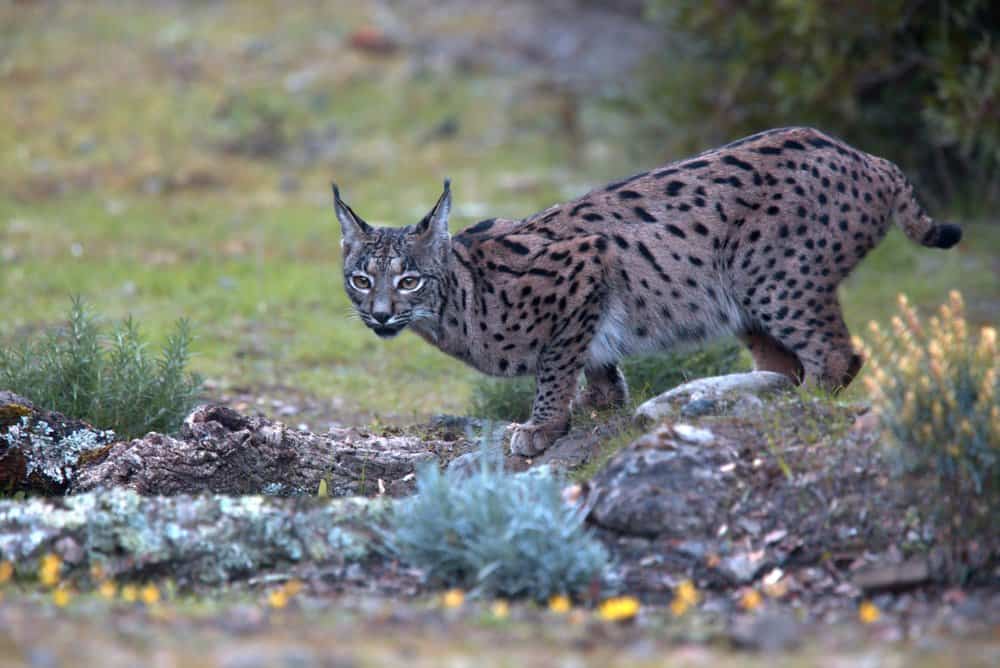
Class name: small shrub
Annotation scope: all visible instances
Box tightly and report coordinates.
[385,441,609,599]
[0,297,202,439]
[468,340,747,422]
[857,291,998,538]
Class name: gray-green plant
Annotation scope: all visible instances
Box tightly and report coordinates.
[0,297,202,439]
[385,440,609,599]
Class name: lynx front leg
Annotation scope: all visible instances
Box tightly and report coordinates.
[509,346,583,457]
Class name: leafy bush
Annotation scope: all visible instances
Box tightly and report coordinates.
[857,291,998,533]
[640,0,1000,215]
[385,442,609,599]
[469,340,747,421]
[0,298,202,439]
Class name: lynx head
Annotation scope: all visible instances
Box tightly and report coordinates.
[333,180,451,339]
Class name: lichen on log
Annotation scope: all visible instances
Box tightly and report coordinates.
[0,488,383,585]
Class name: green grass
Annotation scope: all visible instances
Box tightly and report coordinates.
[1,0,996,425]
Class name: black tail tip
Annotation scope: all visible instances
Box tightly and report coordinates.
[931,223,963,249]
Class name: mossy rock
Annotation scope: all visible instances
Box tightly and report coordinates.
[0,402,33,429]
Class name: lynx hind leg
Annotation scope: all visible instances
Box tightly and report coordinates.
[749,297,862,393]
[576,363,630,412]
[738,331,804,384]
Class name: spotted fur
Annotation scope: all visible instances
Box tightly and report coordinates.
[334,127,962,456]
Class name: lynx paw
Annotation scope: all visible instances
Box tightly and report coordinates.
[508,421,564,457]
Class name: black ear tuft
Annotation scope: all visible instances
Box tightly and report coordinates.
[332,183,373,244]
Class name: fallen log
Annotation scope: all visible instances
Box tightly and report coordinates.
[1,393,472,497]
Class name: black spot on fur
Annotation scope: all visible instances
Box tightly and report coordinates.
[605,172,648,191]
[634,206,657,222]
[665,180,685,197]
[682,159,711,170]
[499,238,530,255]
[466,218,495,234]
[722,155,755,171]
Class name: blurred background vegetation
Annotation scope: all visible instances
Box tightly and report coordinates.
[639,0,1000,216]
[0,0,997,429]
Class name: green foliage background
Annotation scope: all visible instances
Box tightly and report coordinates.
[641,0,999,215]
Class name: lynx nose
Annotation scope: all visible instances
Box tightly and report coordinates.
[372,311,392,324]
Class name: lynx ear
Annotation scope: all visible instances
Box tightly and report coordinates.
[413,178,451,246]
[332,183,372,249]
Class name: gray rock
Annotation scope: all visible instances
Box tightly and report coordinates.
[635,372,793,422]
[586,427,731,537]
[681,397,718,417]
[729,393,766,419]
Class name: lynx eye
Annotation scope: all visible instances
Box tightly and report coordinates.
[350,274,372,290]
[397,275,422,292]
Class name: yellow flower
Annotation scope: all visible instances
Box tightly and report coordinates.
[52,585,72,608]
[89,563,105,581]
[670,598,689,617]
[858,601,880,624]
[267,588,289,609]
[490,599,509,619]
[140,583,160,605]
[548,595,571,614]
[121,584,138,603]
[669,580,700,617]
[98,580,117,600]
[442,588,465,608]
[283,579,304,596]
[598,596,640,622]
[0,561,13,584]
[739,588,762,611]
[675,580,700,606]
[38,553,62,587]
